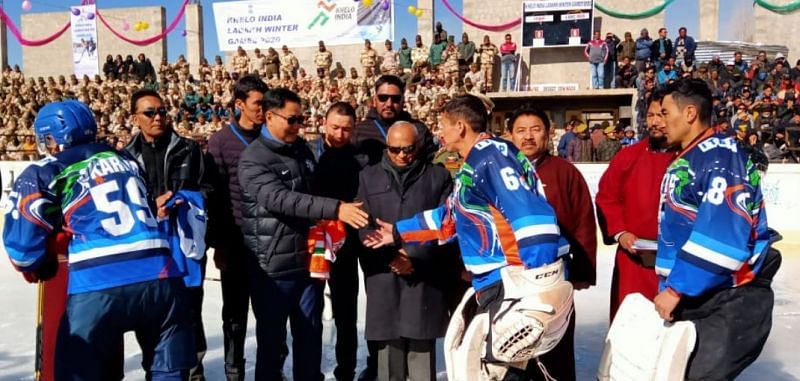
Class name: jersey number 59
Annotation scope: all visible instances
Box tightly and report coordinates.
[90,177,158,236]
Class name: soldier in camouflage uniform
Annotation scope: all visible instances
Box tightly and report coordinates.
[596,125,622,162]
[315,40,333,78]
[411,34,429,69]
[442,37,460,81]
[280,45,299,79]
[478,35,499,92]
[363,67,377,88]
[232,46,250,76]
[380,40,399,75]
[347,67,364,91]
[250,48,268,78]
[360,39,378,77]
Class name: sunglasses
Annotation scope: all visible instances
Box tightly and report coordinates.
[139,108,168,118]
[377,94,403,103]
[272,111,305,125]
[387,144,416,155]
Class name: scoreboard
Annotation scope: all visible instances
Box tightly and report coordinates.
[521,0,595,48]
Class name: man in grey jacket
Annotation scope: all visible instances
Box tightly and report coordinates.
[238,88,368,381]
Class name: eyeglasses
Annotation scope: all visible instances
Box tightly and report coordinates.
[139,108,168,118]
[376,94,403,103]
[271,111,305,125]
[387,144,416,155]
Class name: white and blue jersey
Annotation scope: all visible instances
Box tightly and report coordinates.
[3,144,180,294]
[657,130,771,297]
[395,136,568,291]
[162,190,207,288]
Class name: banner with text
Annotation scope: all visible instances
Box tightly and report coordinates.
[212,0,393,51]
[70,4,99,78]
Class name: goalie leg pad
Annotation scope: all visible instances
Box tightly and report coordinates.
[445,261,575,380]
[488,262,574,362]
[445,288,496,381]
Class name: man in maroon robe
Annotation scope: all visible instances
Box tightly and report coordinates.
[508,105,596,381]
[596,92,675,321]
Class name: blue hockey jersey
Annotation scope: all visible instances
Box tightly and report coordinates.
[162,190,207,288]
[395,136,568,291]
[657,129,770,297]
[3,144,180,294]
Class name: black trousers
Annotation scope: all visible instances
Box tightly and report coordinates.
[329,249,360,381]
[220,252,251,381]
[524,306,576,381]
[679,248,780,381]
[679,284,773,381]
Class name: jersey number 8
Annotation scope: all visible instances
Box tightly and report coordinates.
[705,176,727,206]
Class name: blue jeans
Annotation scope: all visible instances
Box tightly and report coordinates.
[590,62,604,89]
[501,58,516,91]
[654,57,666,73]
[55,278,195,381]
[248,264,324,381]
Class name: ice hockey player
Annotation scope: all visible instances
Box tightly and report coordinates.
[655,78,781,380]
[2,100,196,380]
[363,95,573,380]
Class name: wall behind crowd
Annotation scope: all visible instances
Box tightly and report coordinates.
[21,7,167,79]
[755,5,800,65]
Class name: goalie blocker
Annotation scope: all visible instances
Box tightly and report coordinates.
[445,260,573,381]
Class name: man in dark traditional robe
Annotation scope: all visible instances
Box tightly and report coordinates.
[508,105,597,381]
[596,91,675,321]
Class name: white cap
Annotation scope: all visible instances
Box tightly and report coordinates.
[776,52,786,59]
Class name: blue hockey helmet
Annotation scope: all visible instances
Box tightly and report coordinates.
[34,100,96,153]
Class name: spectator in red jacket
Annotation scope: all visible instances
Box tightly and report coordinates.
[500,34,518,92]
[595,91,675,321]
[585,31,609,89]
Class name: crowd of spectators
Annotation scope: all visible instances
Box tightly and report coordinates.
[1,25,798,163]
[599,26,799,162]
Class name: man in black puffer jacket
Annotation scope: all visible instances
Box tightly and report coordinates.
[238,88,368,381]
[352,75,437,166]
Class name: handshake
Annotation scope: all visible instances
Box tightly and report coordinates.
[336,201,396,248]
[337,202,410,274]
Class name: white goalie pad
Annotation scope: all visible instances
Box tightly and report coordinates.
[597,293,697,381]
[490,261,574,362]
[444,261,574,381]
[444,289,519,381]
[444,288,491,381]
